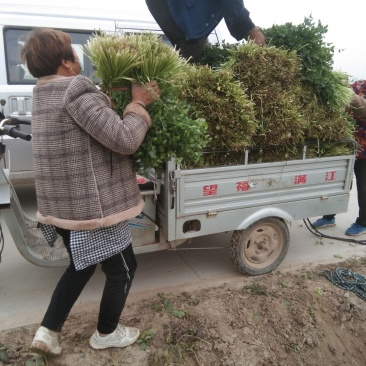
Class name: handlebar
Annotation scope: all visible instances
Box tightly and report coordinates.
[1,124,32,141]
[0,118,32,141]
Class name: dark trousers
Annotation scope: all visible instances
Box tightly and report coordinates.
[324,159,366,226]
[41,228,137,334]
[146,0,206,63]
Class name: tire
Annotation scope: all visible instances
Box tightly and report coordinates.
[230,217,290,276]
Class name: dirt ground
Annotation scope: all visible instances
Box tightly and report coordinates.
[1,257,365,366]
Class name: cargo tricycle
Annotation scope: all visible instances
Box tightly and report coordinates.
[0,117,356,275]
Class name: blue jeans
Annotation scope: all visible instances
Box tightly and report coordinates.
[41,228,137,334]
[324,159,366,226]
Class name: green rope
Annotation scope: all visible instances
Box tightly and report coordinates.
[324,268,366,301]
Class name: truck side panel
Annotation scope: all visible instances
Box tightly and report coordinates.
[160,155,354,241]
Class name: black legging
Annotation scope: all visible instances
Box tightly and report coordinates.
[41,228,137,334]
[324,159,366,226]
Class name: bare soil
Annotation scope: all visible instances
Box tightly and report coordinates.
[1,258,366,366]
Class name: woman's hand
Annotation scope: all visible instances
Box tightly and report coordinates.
[131,80,160,107]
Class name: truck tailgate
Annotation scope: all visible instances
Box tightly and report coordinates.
[175,155,354,217]
[159,154,355,241]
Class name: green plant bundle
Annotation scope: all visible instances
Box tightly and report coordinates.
[85,32,186,89]
[226,41,301,95]
[247,145,301,164]
[132,96,209,172]
[85,32,209,172]
[199,15,356,150]
[225,43,305,146]
[306,143,354,158]
[263,16,353,112]
[199,40,240,68]
[84,33,141,91]
[299,86,355,142]
[177,65,257,152]
[329,70,354,111]
[85,32,187,112]
[250,87,306,146]
[85,29,356,170]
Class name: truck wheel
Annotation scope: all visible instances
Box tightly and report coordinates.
[230,217,289,276]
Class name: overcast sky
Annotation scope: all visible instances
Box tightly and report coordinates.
[242,0,365,80]
[7,0,366,80]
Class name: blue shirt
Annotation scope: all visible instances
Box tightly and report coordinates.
[167,0,255,41]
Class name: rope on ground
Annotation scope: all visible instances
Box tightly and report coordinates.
[323,268,366,301]
[0,222,3,263]
[303,219,366,245]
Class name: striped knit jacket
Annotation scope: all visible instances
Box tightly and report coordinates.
[32,74,151,230]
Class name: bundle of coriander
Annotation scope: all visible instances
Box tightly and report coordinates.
[224,42,305,148]
[300,85,355,143]
[263,17,354,112]
[221,42,355,161]
[175,64,257,166]
[85,32,209,172]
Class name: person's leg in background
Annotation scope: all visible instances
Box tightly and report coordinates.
[312,214,336,229]
[346,159,366,235]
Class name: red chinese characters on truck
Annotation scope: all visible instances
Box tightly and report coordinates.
[236,181,250,192]
[294,171,336,185]
[325,171,336,181]
[203,184,218,196]
[202,170,337,196]
[202,181,251,196]
[294,174,307,185]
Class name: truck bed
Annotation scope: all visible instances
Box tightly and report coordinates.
[159,153,355,242]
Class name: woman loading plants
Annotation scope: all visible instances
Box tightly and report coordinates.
[20,27,160,355]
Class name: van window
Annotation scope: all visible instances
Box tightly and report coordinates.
[4,27,220,86]
[4,27,100,84]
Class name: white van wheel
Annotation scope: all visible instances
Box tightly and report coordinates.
[230,217,289,276]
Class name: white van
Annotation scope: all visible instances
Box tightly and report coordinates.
[0,3,222,183]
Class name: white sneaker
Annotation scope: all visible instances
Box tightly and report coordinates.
[89,324,140,350]
[30,326,62,355]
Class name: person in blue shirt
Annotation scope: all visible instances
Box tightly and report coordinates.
[145,0,265,63]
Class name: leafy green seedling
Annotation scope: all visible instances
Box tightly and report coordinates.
[137,328,159,350]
